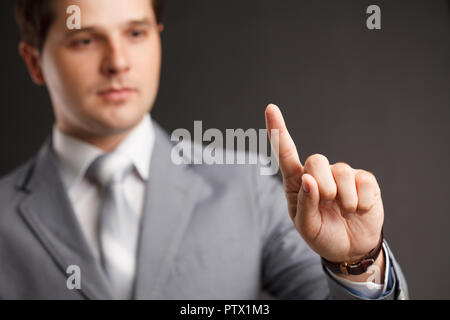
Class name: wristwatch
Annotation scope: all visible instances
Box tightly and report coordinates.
[321,230,384,276]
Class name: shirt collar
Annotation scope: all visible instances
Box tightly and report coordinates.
[53,113,155,191]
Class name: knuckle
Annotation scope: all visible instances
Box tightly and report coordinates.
[332,162,353,178]
[321,185,337,199]
[279,147,297,163]
[358,201,374,211]
[305,153,329,170]
[375,185,381,198]
[356,170,377,187]
[342,200,358,213]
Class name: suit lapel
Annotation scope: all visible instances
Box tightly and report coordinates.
[16,137,114,300]
[15,122,204,300]
[134,123,204,299]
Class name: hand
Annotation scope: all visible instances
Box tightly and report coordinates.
[265,104,384,264]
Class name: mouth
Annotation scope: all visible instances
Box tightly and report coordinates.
[97,87,137,103]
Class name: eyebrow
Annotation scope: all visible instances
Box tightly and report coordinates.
[127,18,154,28]
[64,18,154,38]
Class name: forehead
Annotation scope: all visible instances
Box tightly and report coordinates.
[52,0,155,29]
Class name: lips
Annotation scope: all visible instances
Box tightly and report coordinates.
[98,87,136,102]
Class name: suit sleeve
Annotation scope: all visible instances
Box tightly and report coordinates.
[254,168,409,300]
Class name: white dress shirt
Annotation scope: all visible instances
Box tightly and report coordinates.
[53,113,155,260]
[52,113,388,298]
[326,243,390,298]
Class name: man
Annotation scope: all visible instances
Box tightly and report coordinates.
[0,0,408,299]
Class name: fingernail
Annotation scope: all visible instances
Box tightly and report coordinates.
[302,180,310,193]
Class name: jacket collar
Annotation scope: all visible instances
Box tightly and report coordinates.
[15,121,205,299]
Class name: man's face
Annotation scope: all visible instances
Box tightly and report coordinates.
[40,0,162,138]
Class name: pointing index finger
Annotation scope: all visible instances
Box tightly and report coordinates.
[265,104,303,179]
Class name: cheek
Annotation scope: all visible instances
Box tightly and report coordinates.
[135,40,162,84]
[62,55,99,93]
[46,50,99,97]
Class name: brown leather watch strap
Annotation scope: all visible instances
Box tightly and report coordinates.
[321,229,384,276]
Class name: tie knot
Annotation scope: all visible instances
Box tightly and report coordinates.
[87,152,134,188]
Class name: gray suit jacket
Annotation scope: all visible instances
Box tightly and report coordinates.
[0,122,409,300]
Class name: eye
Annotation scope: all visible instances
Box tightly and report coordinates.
[129,29,147,39]
[72,38,94,47]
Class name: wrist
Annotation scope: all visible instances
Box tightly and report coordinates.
[321,229,384,278]
[335,246,385,283]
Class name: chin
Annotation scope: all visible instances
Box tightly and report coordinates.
[96,111,145,134]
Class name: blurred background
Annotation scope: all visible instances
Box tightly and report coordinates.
[0,0,449,299]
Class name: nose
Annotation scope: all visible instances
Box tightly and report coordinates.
[101,37,131,77]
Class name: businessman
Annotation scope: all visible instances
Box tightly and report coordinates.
[0,0,409,299]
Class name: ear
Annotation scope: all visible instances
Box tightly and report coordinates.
[19,42,46,85]
[157,23,165,32]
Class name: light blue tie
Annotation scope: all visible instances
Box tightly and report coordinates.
[87,152,139,300]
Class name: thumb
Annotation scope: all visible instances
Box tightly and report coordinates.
[296,173,321,239]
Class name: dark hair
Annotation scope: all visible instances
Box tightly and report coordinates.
[14,0,165,51]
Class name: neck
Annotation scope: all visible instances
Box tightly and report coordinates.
[57,123,139,153]
[78,132,131,152]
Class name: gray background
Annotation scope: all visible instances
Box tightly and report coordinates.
[0,0,449,299]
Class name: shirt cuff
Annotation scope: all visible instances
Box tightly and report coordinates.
[325,243,391,299]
